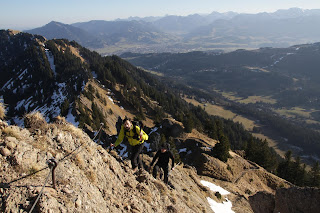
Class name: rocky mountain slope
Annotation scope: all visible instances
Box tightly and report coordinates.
[1,30,320,212]
[2,102,319,213]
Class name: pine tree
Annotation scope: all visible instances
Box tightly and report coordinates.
[212,134,231,162]
[183,113,194,133]
[309,162,320,187]
[60,98,70,117]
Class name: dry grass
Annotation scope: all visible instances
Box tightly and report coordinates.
[274,107,318,119]
[238,95,276,104]
[184,96,259,131]
[2,126,22,139]
[73,154,85,170]
[153,179,168,196]
[24,111,47,133]
[183,97,235,119]
[32,136,48,152]
[54,115,66,124]
[28,164,42,178]
[137,184,153,204]
[233,115,256,131]
[85,169,97,184]
[0,102,6,119]
[61,123,84,139]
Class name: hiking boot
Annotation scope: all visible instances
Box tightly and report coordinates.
[132,167,138,173]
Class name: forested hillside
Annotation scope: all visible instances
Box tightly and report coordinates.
[122,45,320,162]
[1,30,319,188]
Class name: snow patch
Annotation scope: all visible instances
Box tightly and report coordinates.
[11,116,24,127]
[92,71,98,78]
[65,106,79,127]
[2,78,14,90]
[144,142,151,152]
[18,69,28,80]
[119,143,128,157]
[207,197,234,213]
[148,127,158,135]
[45,49,56,76]
[200,180,234,213]
[200,180,230,195]
[179,148,187,153]
[108,96,114,104]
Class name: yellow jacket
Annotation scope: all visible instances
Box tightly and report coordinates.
[114,124,148,147]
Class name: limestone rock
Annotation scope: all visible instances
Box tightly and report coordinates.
[274,187,320,213]
[0,147,11,156]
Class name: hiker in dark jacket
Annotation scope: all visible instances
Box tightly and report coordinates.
[150,144,174,184]
[111,118,148,173]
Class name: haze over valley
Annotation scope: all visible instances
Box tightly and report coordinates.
[24,8,320,55]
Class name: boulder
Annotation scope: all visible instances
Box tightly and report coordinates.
[248,191,275,213]
[0,147,11,156]
[161,119,184,137]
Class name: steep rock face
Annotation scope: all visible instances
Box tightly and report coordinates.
[248,191,275,213]
[248,186,320,213]
[274,187,320,213]
[0,115,215,212]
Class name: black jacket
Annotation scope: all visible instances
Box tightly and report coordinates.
[151,150,174,168]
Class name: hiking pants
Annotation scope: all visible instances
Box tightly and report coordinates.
[131,143,144,170]
[153,164,169,184]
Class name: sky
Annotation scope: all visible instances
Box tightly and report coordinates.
[1,0,320,30]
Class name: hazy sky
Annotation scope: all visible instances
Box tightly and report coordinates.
[1,0,320,30]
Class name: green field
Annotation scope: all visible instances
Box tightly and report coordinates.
[184,97,257,131]
[184,96,286,157]
[274,107,318,119]
[214,89,277,104]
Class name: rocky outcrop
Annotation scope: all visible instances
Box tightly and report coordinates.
[248,187,320,213]
[274,187,320,213]
[161,119,184,138]
[1,110,317,213]
[249,191,275,213]
[197,153,234,182]
[0,115,214,213]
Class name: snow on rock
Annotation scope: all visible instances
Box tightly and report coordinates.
[207,197,234,213]
[50,83,67,117]
[108,96,114,104]
[179,148,187,153]
[200,180,230,195]
[45,48,56,76]
[200,180,234,213]
[92,71,98,78]
[144,142,152,152]
[148,127,158,135]
[65,107,79,127]
[18,69,28,80]
[119,143,128,157]
[2,78,13,90]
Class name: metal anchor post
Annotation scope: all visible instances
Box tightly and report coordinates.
[47,157,58,189]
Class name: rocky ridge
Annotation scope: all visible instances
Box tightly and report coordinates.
[0,112,216,212]
[1,102,319,212]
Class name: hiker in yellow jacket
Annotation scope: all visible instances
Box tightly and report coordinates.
[110,118,148,172]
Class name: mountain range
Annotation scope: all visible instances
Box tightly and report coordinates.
[23,8,320,54]
[1,30,320,212]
